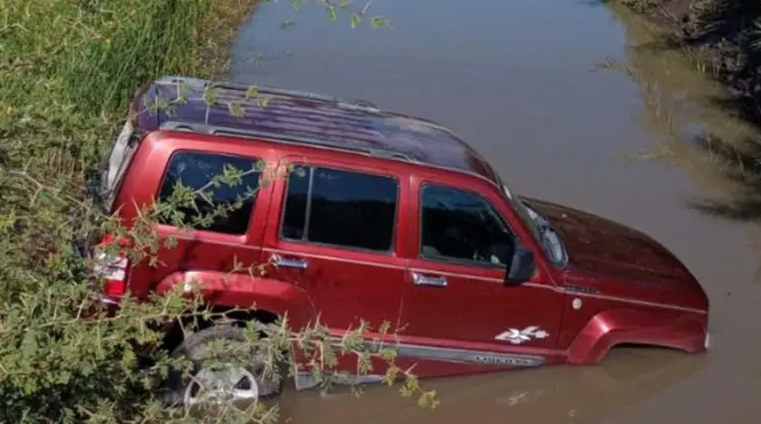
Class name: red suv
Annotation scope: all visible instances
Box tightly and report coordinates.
[88,76,710,406]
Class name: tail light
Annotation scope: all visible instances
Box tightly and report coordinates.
[91,233,132,298]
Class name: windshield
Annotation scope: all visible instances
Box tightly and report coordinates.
[501,184,568,268]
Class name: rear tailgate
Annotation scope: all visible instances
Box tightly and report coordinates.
[75,81,155,259]
[100,119,139,210]
[73,119,139,259]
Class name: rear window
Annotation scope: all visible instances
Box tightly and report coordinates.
[157,151,263,235]
[280,165,399,252]
[98,120,139,210]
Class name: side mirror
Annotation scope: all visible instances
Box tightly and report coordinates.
[505,244,535,286]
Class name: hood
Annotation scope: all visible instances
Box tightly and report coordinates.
[523,198,696,288]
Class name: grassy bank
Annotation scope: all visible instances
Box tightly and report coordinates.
[0,0,258,180]
[0,0,259,422]
[0,0,259,284]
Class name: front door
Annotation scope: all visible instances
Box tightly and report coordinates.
[399,178,565,374]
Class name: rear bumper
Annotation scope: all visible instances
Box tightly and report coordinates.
[78,292,121,320]
[79,292,173,356]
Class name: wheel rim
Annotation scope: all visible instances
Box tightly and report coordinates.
[183,364,260,407]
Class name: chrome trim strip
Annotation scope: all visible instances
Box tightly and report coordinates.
[328,338,545,368]
[294,372,387,391]
[564,284,598,294]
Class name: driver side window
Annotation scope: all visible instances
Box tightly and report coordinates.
[419,184,516,267]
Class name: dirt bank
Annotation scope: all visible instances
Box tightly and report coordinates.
[616,0,761,120]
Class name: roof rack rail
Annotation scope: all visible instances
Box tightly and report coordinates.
[159,121,413,163]
[155,75,379,111]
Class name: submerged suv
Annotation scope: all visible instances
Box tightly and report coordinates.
[88,75,710,405]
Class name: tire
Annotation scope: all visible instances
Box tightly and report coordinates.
[161,324,285,409]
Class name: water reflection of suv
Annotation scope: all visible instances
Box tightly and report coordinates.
[88,75,710,406]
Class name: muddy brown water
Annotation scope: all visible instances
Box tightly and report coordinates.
[229,0,761,422]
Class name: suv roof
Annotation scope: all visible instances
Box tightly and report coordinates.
[130,76,501,184]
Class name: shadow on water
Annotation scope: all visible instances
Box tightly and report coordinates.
[599,2,761,224]
[276,347,705,424]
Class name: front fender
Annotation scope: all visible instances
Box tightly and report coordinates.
[154,270,317,330]
[567,309,707,364]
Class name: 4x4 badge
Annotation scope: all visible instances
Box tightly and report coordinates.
[494,326,550,344]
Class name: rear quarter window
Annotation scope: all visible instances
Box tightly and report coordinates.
[156,151,263,235]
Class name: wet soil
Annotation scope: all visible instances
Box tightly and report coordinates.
[617,0,761,127]
[229,0,761,422]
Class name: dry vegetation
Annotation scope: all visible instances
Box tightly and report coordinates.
[616,0,761,99]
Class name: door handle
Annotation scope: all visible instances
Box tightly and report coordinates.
[270,254,308,270]
[411,272,448,287]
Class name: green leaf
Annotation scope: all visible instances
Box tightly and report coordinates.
[327,6,337,22]
[228,102,245,117]
[244,84,259,100]
[20,332,38,358]
[57,371,72,385]
[351,13,361,29]
[371,16,389,29]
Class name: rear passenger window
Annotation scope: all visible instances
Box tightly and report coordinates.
[157,151,262,235]
[281,165,398,251]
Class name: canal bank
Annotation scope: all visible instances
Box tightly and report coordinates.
[615,0,761,129]
[603,2,761,223]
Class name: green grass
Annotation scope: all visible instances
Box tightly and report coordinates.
[0,1,260,421]
[0,0,258,181]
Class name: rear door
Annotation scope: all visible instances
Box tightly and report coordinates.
[122,147,272,297]
[261,154,411,336]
